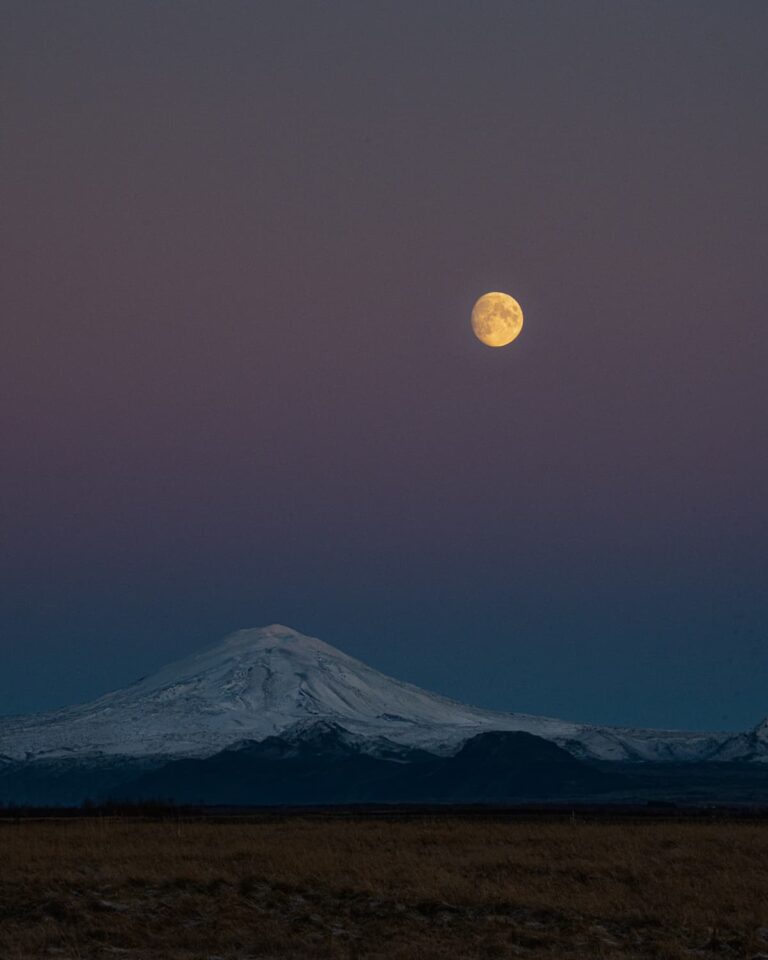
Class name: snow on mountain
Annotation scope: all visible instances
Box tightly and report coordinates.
[0,624,761,763]
[706,717,768,763]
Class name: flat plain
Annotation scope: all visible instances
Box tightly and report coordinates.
[1,813,767,959]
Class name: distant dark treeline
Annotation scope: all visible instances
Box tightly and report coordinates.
[0,799,190,819]
[2,800,768,822]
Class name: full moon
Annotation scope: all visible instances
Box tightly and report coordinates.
[471,291,524,347]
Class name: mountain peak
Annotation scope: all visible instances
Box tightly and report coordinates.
[0,624,524,761]
[225,624,308,641]
[215,624,349,659]
[2,624,763,766]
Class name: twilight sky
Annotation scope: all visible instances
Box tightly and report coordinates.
[2,0,767,731]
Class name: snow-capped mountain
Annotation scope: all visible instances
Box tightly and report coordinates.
[0,624,764,764]
[707,717,768,762]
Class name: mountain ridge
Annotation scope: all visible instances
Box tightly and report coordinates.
[0,624,765,764]
[116,726,628,806]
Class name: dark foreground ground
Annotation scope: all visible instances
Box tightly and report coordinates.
[1,812,768,959]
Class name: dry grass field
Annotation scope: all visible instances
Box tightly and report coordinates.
[1,815,767,959]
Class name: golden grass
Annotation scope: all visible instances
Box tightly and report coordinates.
[1,816,767,958]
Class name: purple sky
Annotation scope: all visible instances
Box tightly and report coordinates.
[2,0,767,730]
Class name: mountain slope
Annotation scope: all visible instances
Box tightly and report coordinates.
[118,726,627,805]
[707,718,768,762]
[0,625,577,760]
[0,624,762,764]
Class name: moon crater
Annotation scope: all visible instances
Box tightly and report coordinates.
[471,291,524,347]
